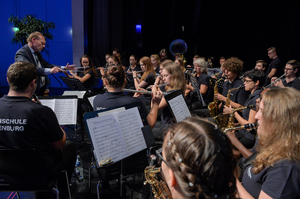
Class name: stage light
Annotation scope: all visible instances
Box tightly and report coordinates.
[13,27,19,32]
[136,24,141,33]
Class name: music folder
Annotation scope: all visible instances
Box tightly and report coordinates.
[164,90,192,122]
[83,102,155,168]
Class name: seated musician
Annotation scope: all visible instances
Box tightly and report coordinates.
[272,59,300,90]
[214,57,249,110]
[125,54,141,90]
[236,87,300,198]
[160,117,237,198]
[223,69,265,149]
[93,64,162,129]
[185,58,212,110]
[0,61,77,198]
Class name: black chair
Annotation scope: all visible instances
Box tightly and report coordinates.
[0,149,71,199]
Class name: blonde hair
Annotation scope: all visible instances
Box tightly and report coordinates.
[163,62,186,92]
[150,54,161,66]
[140,56,156,81]
[253,87,300,174]
[27,31,43,43]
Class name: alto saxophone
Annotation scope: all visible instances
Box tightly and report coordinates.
[225,104,254,130]
[144,166,172,199]
[208,76,225,117]
[214,85,244,129]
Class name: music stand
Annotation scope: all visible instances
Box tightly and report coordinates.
[84,102,155,198]
[59,76,87,91]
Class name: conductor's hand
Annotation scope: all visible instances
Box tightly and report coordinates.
[65,63,76,71]
[50,66,63,74]
[151,85,163,105]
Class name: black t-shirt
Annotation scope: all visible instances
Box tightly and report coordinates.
[0,96,64,173]
[143,73,156,89]
[221,77,249,107]
[242,160,300,198]
[93,91,148,113]
[195,73,213,104]
[265,57,282,86]
[125,65,142,89]
[283,77,300,90]
[78,69,95,90]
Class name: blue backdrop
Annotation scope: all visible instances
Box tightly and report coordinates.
[0,0,73,92]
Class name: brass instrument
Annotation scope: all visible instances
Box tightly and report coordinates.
[144,166,172,199]
[208,76,225,117]
[214,85,244,129]
[224,123,257,133]
[225,105,254,130]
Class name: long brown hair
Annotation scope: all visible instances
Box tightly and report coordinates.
[79,55,98,77]
[253,87,300,174]
[163,62,186,92]
[139,56,156,81]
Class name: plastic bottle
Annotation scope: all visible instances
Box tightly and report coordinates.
[75,155,84,181]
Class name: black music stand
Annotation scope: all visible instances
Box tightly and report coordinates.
[59,76,87,91]
[84,102,155,198]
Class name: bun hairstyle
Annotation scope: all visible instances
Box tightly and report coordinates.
[103,64,125,88]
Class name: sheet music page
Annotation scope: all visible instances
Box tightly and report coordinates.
[54,99,78,125]
[168,94,191,122]
[86,114,128,166]
[88,95,97,108]
[40,99,55,111]
[117,107,146,155]
[63,91,86,99]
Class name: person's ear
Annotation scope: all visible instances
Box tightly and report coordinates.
[168,169,177,187]
[254,80,259,86]
[103,78,108,86]
[294,68,298,74]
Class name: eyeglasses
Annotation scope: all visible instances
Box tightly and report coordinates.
[243,79,253,83]
[155,148,169,167]
[284,68,294,71]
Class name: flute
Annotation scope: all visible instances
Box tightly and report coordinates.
[126,70,144,74]
[122,88,167,95]
[263,73,286,89]
[32,94,42,105]
[146,83,169,90]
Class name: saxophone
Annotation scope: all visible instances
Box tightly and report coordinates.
[208,76,225,117]
[214,85,244,129]
[144,166,172,199]
[224,105,255,130]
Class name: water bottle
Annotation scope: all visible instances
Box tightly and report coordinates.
[75,155,84,181]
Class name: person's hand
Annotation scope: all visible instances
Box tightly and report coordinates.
[151,85,163,105]
[132,71,137,78]
[50,66,63,73]
[223,105,233,115]
[271,76,277,83]
[186,82,194,91]
[154,75,163,85]
[214,93,225,102]
[65,63,75,70]
[133,88,146,98]
[273,78,284,88]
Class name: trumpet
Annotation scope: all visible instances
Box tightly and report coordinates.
[224,123,257,133]
[263,73,286,89]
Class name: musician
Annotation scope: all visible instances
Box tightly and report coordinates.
[63,55,98,91]
[185,58,212,110]
[175,56,186,72]
[150,54,161,74]
[254,59,267,72]
[160,117,237,198]
[224,69,265,149]
[15,31,75,95]
[125,54,141,89]
[237,87,300,198]
[272,59,300,90]
[264,47,282,86]
[215,57,249,109]
[159,48,168,62]
[157,62,186,129]
[112,48,127,67]
[93,64,162,129]
[154,59,173,86]
[0,61,77,198]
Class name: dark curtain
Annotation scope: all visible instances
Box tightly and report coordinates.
[88,0,300,70]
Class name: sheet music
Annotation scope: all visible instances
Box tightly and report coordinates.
[168,94,191,122]
[63,91,86,99]
[86,107,147,166]
[88,95,97,108]
[40,98,78,125]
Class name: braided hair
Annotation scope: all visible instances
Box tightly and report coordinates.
[163,117,237,199]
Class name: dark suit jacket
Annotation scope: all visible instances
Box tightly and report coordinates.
[15,44,55,94]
